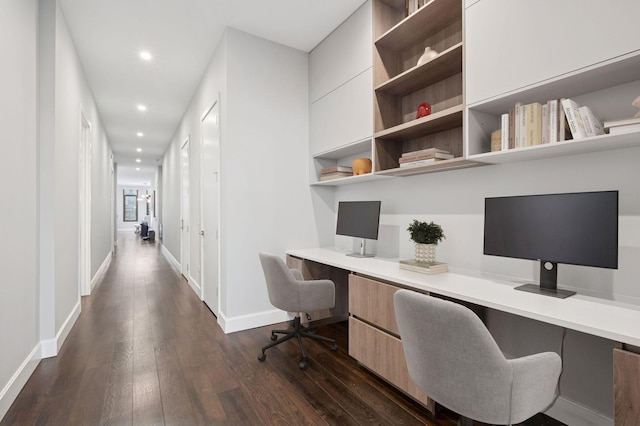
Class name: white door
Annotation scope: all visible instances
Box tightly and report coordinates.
[180,138,190,279]
[79,112,92,296]
[200,100,220,316]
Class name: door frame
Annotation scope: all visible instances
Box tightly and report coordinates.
[79,108,92,296]
[200,97,221,315]
[180,137,190,279]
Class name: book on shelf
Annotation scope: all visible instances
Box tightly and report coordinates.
[399,151,453,163]
[320,165,352,175]
[603,117,640,128]
[607,121,640,135]
[514,102,522,149]
[500,113,509,150]
[491,129,502,152]
[525,102,543,146]
[399,259,448,275]
[542,103,549,144]
[578,106,605,137]
[401,147,450,158]
[508,106,516,149]
[557,99,570,141]
[548,99,558,143]
[319,171,353,181]
[399,158,445,168]
[561,98,588,139]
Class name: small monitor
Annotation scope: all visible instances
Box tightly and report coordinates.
[336,201,381,257]
[484,190,618,298]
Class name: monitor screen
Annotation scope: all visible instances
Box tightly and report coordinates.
[336,201,381,240]
[484,191,618,269]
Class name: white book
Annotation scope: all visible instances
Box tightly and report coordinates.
[501,113,509,151]
[578,106,605,137]
[541,103,549,144]
[561,98,588,139]
[548,99,558,143]
[401,147,449,157]
[399,158,439,168]
[609,123,640,135]
[603,117,640,128]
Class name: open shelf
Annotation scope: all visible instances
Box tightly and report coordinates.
[375,0,462,50]
[311,172,394,186]
[468,130,640,164]
[375,105,463,141]
[375,43,463,96]
[375,157,484,176]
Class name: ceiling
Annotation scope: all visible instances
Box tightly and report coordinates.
[58,0,368,187]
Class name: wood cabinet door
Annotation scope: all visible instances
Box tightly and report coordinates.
[614,348,640,425]
[349,274,403,335]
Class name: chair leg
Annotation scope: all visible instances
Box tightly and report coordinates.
[457,415,473,426]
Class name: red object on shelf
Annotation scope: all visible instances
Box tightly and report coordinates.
[416,103,431,119]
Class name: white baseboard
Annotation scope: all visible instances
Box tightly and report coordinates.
[41,301,81,359]
[218,308,290,334]
[545,395,613,426]
[187,274,201,299]
[0,343,41,420]
[90,250,112,291]
[161,244,181,271]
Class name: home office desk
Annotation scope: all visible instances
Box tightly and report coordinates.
[286,247,640,424]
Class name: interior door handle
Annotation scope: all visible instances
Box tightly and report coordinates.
[200,230,205,236]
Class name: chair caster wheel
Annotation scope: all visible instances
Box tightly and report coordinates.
[299,358,308,370]
[258,352,266,362]
[331,344,338,352]
[270,334,278,341]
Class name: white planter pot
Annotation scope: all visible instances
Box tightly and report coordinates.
[415,243,437,264]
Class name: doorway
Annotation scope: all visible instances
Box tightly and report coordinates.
[180,138,190,279]
[79,111,92,296]
[200,99,220,316]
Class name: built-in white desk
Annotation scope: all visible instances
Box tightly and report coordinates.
[286,247,640,424]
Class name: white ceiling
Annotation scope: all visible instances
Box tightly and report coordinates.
[58,0,368,186]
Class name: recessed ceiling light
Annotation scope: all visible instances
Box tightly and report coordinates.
[136,132,144,137]
[139,51,152,61]
[136,159,141,163]
[136,168,140,171]
[136,148,142,152]
[137,104,147,111]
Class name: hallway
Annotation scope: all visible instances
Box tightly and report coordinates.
[2,233,453,425]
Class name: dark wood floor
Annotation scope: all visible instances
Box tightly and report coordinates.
[2,233,561,425]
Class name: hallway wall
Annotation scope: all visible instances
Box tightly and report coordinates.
[162,28,329,332]
[0,0,40,419]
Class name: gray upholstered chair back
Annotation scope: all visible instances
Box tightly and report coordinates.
[259,253,335,313]
[394,290,561,425]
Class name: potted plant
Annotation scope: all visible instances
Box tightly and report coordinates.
[407,220,445,264]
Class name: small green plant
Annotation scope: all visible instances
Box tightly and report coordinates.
[407,220,445,245]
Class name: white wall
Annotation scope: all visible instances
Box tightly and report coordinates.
[0,0,40,419]
[162,28,329,331]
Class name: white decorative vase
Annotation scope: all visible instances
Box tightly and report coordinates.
[416,46,438,66]
[415,243,437,264]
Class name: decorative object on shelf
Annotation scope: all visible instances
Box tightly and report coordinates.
[416,46,438,66]
[416,102,431,119]
[633,96,640,118]
[352,158,372,175]
[407,220,445,264]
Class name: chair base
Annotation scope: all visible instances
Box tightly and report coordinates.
[257,316,338,370]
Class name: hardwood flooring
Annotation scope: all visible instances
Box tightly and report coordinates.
[2,233,561,425]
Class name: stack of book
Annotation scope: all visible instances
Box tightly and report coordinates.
[603,117,640,135]
[399,259,448,275]
[319,165,353,181]
[398,148,454,168]
[492,98,604,152]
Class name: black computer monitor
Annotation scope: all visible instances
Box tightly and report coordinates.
[484,190,618,298]
[336,201,381,257]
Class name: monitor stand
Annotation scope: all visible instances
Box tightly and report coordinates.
[347,238,375,258]
[514,261,576,299]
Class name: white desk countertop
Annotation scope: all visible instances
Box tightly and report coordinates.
[287,247,640,347]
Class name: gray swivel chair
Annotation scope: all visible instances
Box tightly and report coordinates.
[257,253,338,370]
[394,290,561,425]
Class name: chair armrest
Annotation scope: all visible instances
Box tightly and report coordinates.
[509,352,561,423]
[289,268,304,281]
[298,279,335,312]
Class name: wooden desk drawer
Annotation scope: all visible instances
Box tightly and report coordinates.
[349,274,402,335]
[349,317,434,412]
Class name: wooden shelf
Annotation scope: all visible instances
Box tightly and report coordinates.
[375,43,463,96]
[311,173,394,187]
[375,157,483,176]
[375,0,462,50]
[468,130,640,164]
[375,105,463,141]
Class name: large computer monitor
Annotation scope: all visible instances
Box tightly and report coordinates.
[484,190,618,298]
[336,201,381,257]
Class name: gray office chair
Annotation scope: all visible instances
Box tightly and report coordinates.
[257,253,338,370]
[394,290,561,425]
